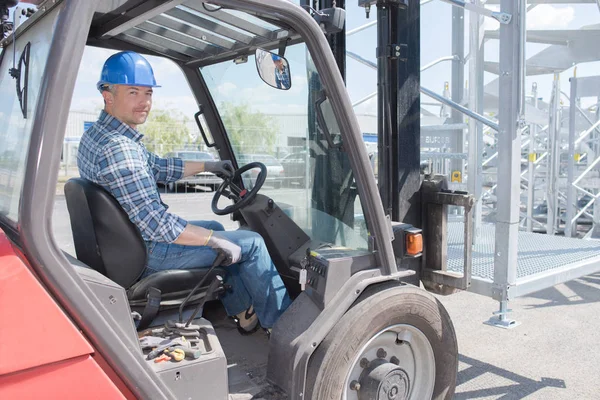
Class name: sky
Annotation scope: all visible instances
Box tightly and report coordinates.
[8,1,600,118]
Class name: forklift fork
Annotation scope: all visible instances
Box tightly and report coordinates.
[421,175,474,294]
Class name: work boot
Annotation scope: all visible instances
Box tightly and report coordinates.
[234,305,259,335]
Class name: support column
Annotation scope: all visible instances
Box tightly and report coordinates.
[547,74,561,235]
[566,78,578,237]
[594,96,600,231]
[467,0,484,242]
[487,0,524,329]
[526,83,538,232]
[450,6,465,180]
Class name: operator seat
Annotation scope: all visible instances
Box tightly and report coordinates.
[64,178,225,329]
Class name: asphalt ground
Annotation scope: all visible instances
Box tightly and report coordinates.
[52,189,600,399]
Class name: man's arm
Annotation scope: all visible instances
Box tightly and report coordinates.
[147,152,185,184]
[99,139,195,243]
[99,140,240,263]
[183,160,234,178]
[182,161,208,178]
[147,152,233,182]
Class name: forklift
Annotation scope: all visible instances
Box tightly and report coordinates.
[0,0,473,399]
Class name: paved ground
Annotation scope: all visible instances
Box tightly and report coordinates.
[52,190,600,399]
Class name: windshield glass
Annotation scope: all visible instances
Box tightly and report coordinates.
[201,43,368,249]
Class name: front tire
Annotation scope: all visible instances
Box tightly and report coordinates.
[305,284,457,400]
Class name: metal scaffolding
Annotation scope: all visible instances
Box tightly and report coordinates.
[352,0,600,326]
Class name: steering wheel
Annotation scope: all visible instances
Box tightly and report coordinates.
[211,162,267,216]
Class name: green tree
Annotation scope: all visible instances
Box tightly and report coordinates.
[140,109,191,156]
[219,102,278,155]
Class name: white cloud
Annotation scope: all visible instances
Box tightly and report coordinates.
[484,4,575,31]
[527,5,575,30]
[217,82,237,96]
[288,75,308,95]
[153,96,199,116]
[145,55,183,82]
[69,96,104,113]
[76,47,115,85]
[240,85,277,103]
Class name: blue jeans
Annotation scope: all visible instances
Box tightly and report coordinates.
[142,220,291,328]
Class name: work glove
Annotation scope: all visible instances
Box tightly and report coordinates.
[204,160,234,178]
[207,231,242,266]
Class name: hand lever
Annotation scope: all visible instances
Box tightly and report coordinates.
[185,275,224,327]
[178,251,227,323]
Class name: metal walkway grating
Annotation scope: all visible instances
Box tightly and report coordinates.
[447,222,600,281]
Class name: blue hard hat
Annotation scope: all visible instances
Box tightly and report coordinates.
[97,51,160,92]
[271,53,282,62]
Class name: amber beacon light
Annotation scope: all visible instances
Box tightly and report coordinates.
[406,232,423,256]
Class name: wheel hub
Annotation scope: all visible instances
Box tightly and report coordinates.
[358,359,410,400]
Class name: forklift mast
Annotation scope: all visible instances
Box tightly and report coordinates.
[353,1,420,228]
[306,0,424,281]
[315,0,421,226]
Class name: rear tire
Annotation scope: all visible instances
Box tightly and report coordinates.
[305,284,457,400]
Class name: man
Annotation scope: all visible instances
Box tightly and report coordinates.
[272,53,291,90]
[77,51,290,334]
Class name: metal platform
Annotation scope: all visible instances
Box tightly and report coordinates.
[447,222,600,299]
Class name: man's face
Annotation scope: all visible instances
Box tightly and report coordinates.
[103,85,153,128]
[274,59,284,70]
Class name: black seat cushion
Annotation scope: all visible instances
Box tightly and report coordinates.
[65,178,147,288]
[127,267,227,303]
[64,177,229,321]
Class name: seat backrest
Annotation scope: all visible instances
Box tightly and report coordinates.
[64,178,146,288]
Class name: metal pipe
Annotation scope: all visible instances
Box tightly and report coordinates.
[348,50,500,134]
[347,51,497,135]
[566,78,578,237]
[421,55,459,72]
[346,20,376,36]
[352,91,377,108]
[483,138,531,167]
[571,190,599,222]
[527,83,538,232]
[562,90,600,138]
[490,0,523,326]
[439,0,512,24]
[518,0,526,118]
[450,5,465,181]
[347,50,376,69]
[575,119,600,146]
[421,86,499,131]
[572,155,600,186]
[547,74,561,235]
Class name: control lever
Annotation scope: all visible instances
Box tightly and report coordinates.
[299,247,310,291]
[178,251,227,323]
[185,275,224,327]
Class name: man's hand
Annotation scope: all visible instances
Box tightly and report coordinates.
[204,161,234,178]
[207,232,241,266]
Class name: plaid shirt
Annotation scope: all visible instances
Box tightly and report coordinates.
[275,65,291,89]
[77,110,187,243]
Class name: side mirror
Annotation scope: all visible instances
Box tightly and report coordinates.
[255,48,291,90]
